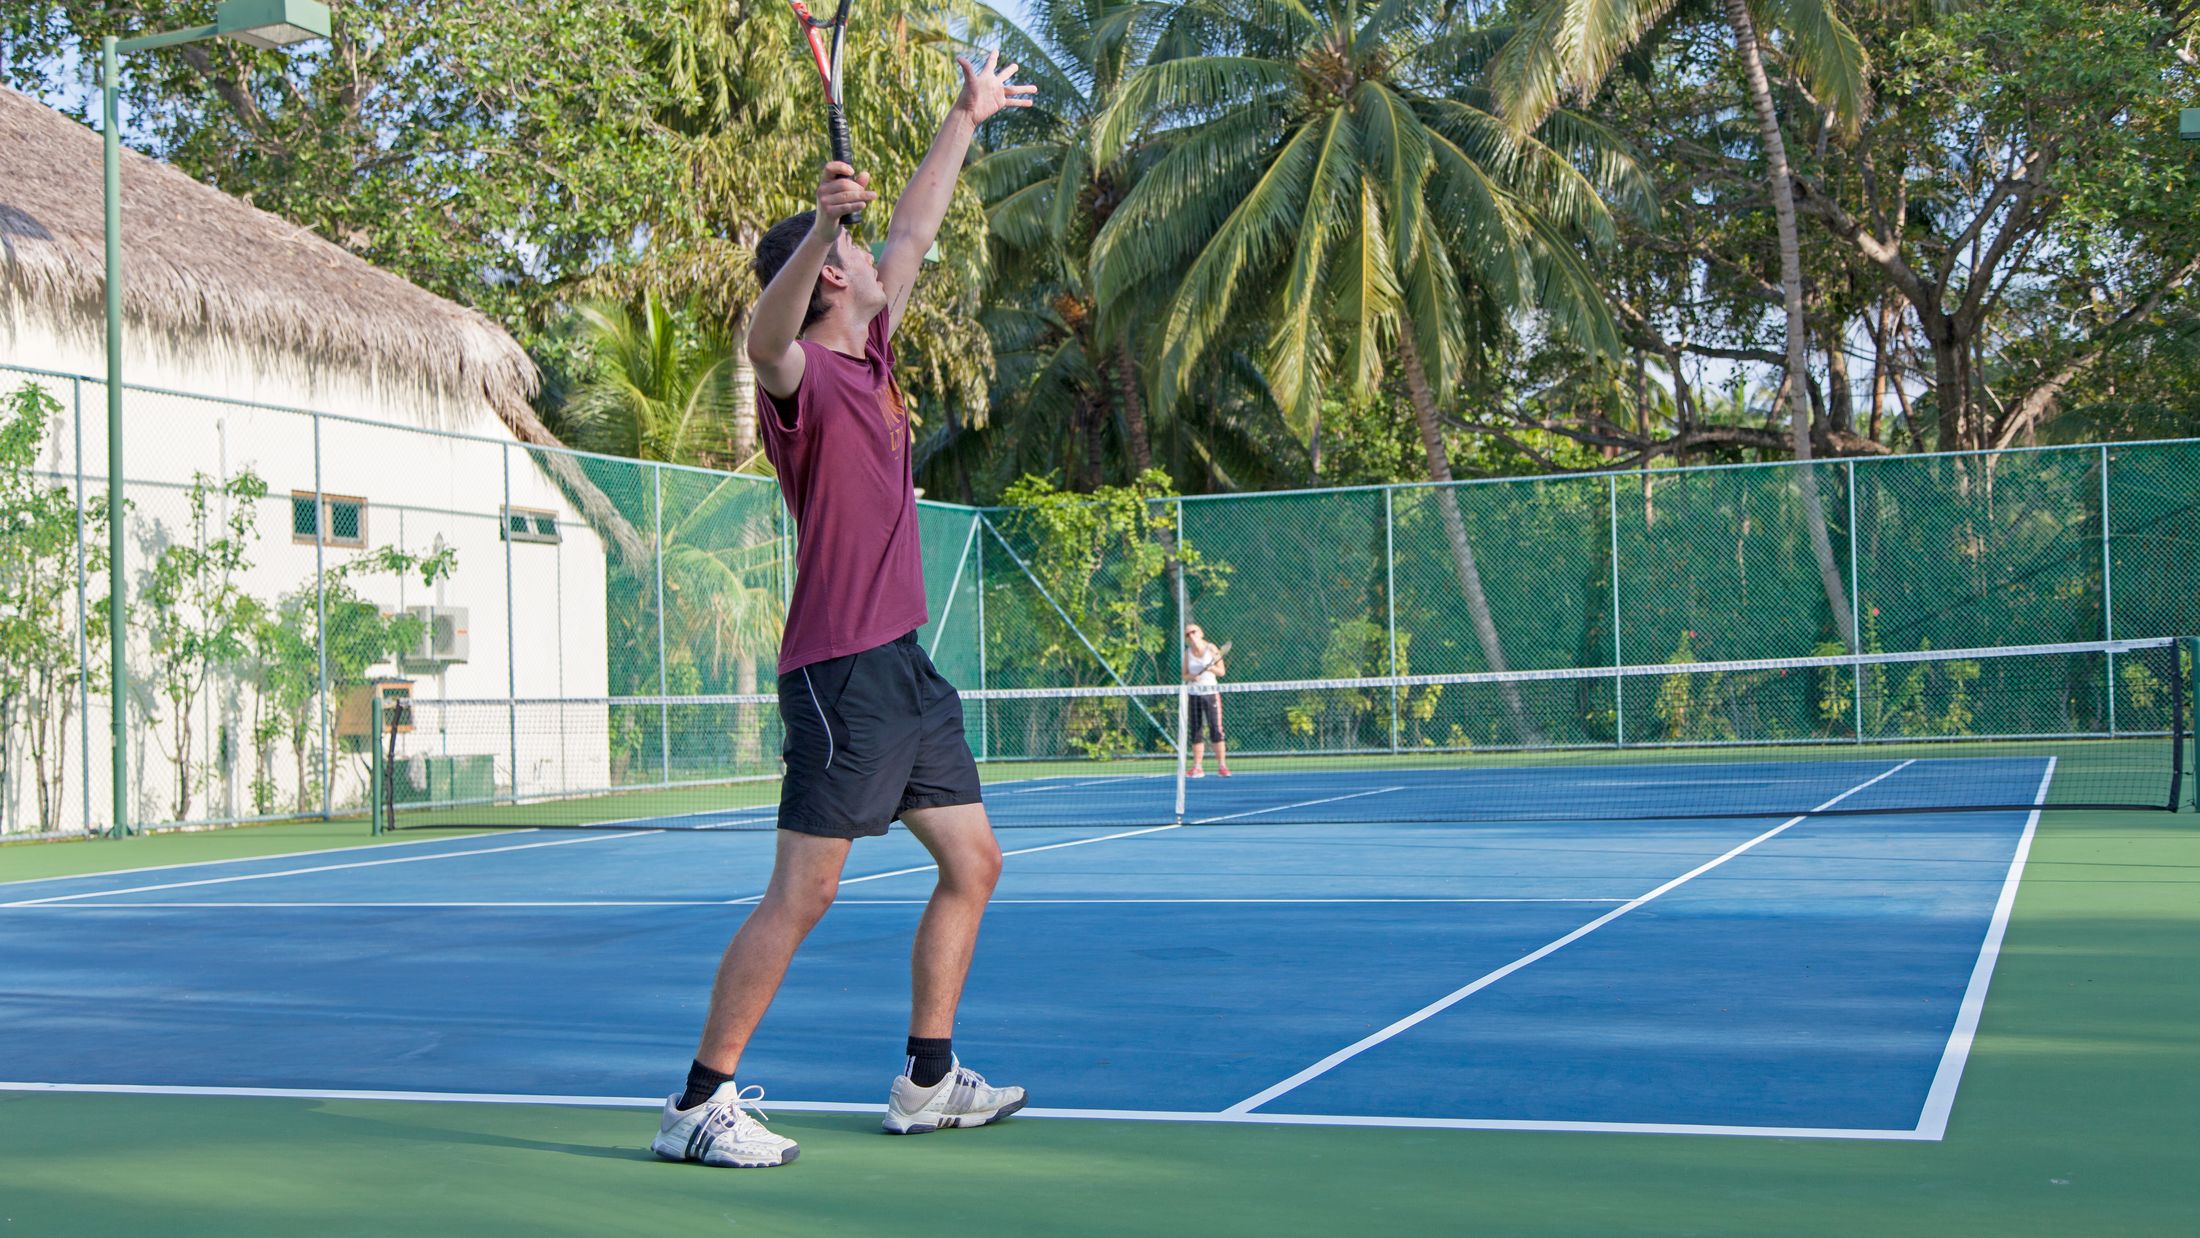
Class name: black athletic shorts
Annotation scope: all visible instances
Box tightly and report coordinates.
[777,631,982,838]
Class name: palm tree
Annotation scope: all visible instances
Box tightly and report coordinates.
[965,1,1162,479]
[559,294,742,467]
[1090,0,1637,735]
[561,293,785,728]
[658,473,787,765]
[1490,0,1869,648]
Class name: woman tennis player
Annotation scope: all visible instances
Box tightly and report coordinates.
[651,49,1035,1169]
[1185,625,1232,777]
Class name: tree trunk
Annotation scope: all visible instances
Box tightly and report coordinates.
[1115,348,1153,477]
[294,722,311,814]
[1396,334,1538,743]
[1724,0,1857,651]
[1824,325,1853,437]
[730,315,759,470]
[172,693,193,822]
[735,653,761,768]
[1868,298,1894,443]
[1085,396,1106,489]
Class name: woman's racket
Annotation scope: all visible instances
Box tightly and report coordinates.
[785,0,860,227]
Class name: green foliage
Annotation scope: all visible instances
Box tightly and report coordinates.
[0,382,110,830]
[246,544,458,816]
[138,469,266,820]
[1,2,680,348]
[994,468,1210,680]
[556,294,741,467]
[988,468,1216,754]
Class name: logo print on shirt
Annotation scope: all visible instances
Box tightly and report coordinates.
[878,375,910,458]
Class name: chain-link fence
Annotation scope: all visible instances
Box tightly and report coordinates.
[956,446,2200,756]
[3,357,2196,837]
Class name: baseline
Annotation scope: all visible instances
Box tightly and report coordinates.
[0,1081,1926,1140]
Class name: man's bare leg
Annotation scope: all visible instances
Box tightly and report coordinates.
[883,801,1023,1133]
[899,801,1003,1037]
[693,829,853,1074]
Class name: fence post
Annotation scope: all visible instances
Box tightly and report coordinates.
[1848,460,1864,743]
[1385,486,1400,753]
[655,464,669,785]
[313,409,332,818]
[1608,473,1624,748]
[369,692,383,836]
[502,443,518,804]
[1174,498,1189,677]
[2101,443,2116,735]
[975,514,988,762]
[73,376,92,835]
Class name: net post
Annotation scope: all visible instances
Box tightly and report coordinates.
[1174,685,1189,824]
[369,692,382,835]
[1607,473,1624,748]
[1385,486,1400,753]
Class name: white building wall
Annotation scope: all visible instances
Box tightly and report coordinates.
[0,300,613,834]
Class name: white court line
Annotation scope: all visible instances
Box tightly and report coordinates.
[996,773,1170,795]
[0,830,664,907]
[1911,757,2055,1139]
[0,828,533,892]
[0,1081,1927,1140]
[0,896,1630,910]
[725,823,1186,903]
[1224,759,1919,1115]
[1191,786,1405,825]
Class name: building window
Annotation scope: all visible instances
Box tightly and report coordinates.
[502,505,562,545]
[292,491,368,549]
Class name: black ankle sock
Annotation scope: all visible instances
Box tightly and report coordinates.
[905,1036,953,1088]
[678,1058,734,1110]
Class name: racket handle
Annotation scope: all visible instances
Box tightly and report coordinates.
[827,104,861,228]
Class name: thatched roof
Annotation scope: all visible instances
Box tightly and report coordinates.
[0,87,648,564]
[0,84,536,414]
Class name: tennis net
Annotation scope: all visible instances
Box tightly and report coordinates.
[371,637,2194,832]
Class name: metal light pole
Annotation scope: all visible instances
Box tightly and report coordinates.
[99,0,331,837]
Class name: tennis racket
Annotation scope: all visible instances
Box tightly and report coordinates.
[785,0,860,228]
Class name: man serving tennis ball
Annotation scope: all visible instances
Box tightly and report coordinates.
[651,52,1036,1169]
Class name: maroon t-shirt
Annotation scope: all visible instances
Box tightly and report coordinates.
[758,311,929,674]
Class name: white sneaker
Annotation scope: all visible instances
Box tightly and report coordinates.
[882,1059,1027,1135]
[651,1082,800,1167]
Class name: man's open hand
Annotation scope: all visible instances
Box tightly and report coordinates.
[954,49,1037,125]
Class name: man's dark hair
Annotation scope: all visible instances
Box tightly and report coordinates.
[754,211,842,331]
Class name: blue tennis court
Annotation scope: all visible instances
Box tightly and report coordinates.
[0,755,2049,1139]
